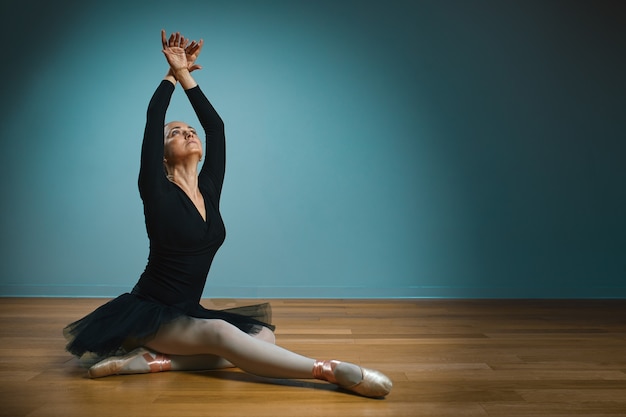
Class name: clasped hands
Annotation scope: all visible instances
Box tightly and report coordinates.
[161,29,204,75]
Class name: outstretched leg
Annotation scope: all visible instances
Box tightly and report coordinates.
[147,317,319,379]
[88,317,391,397]
[168,326,276,371]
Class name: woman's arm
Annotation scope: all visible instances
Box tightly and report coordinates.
[161,30,225,201]
[187,86,226,201]
[138,80,175,198]
[138,31,206,198]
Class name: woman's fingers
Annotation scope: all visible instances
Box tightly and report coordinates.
[186,39,203,56]
[161,29,168,48]
[162,30,199,51]
[167,32,183,48]
[186,42,197,54]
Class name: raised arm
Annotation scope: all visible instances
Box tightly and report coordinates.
[138,80,175,198]
[139,30,207,199]
[161,30,226,201]
[187,86,226,200]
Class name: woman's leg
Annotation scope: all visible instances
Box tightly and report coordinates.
[168,326,276,371]
[169,354,233,371]
[146,317,362,384]
[147,317,315,379]
[87,317,391,397]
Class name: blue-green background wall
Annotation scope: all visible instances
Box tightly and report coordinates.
[0,0,624,298]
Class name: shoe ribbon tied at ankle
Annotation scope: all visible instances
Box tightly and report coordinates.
[143,352,171,372]
[312,359,340,383]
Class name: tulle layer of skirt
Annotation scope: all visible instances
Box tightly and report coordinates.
[63,293,274,358]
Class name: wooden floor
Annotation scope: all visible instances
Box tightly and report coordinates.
[0,298,625,417]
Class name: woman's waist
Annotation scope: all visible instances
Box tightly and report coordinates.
[132,273,205,310]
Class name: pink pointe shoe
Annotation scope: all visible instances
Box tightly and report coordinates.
[87,347,171,378]
[312,360,392,398]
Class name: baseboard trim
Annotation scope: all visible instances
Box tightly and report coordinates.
[1,284,625,299]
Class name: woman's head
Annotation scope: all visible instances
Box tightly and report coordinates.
[163,121,203,170]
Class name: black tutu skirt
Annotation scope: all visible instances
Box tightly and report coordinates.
[63,292,275,358]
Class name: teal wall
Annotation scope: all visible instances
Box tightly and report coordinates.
[0,0,624,298]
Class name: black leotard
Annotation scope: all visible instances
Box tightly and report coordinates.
[132,80,227,310]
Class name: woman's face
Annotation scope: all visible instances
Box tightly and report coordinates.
[163,121,203,163]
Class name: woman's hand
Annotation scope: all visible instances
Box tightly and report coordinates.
[185,38,204,72]
[162,30,188,71]
[161,30,203,73]
[161,30,199,90]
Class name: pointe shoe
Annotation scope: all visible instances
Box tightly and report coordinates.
[87,347,171,378]
[312,359,392,398]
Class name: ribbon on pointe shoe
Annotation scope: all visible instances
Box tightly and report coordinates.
[142,351,172,372]
[312,359,340,384]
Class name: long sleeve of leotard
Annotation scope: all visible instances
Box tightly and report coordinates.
[185,86,226,203]
[138,80,175,199]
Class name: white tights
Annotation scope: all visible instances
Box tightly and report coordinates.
[143,317,361,385]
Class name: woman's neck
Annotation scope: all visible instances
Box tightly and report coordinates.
[167,163,200,196]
